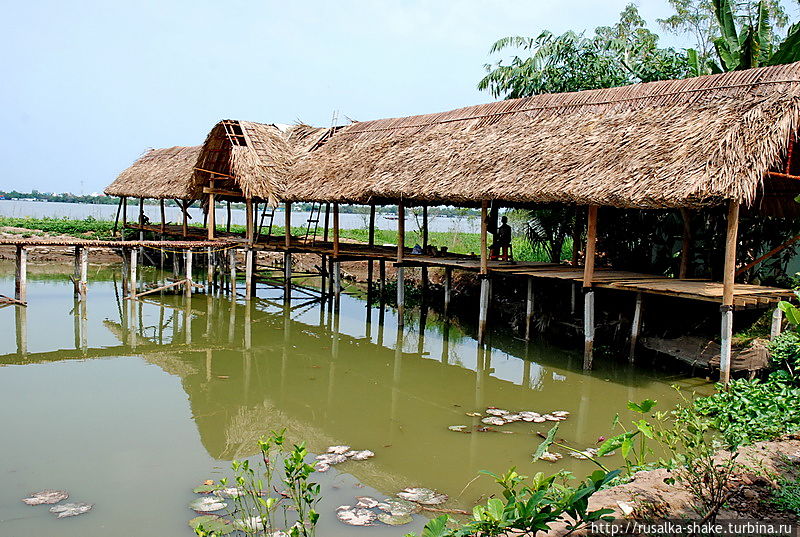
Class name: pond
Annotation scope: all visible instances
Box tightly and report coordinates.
[0,262,713,536]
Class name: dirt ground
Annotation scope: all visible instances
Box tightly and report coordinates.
[539,435,800,536]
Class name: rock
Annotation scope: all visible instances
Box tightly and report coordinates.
[49,502,93,518]
[233,516,266,532]
[215,487,244,498]
[314,462,330,473]
[316,453,347,465]
[617,501,635,517]
[21,490,69,505]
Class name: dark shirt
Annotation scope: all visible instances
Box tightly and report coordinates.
[496,223,511,247]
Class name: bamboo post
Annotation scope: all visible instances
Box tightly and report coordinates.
[397,201,405,325]
[185,249,193,298]
[679,208,691,279]
[160,199,166,233]
[478,201,490,342]
[79,247,88,300]
[720,200,740,386]
[771,307,784,341]
[73,246,81,299]
[333,202,340,299]
[226,201,231,232]
[15,246,27,303]
[368,203,376,298]
[121,196,128,239]
[207,180,216,240]
[583,205,598,370]
[246,199,254,244]
[245,248,254,300]
[138,197,145,246]
[229,247,237,296]
[629,292,643,363]
[16,303,27,357]
[129,247,138,298]
[421,203,429,296]
[285,202,292,295]
[444,266,452,315]
[525,277,534,341]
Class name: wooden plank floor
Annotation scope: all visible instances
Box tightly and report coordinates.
[127,224,793,309]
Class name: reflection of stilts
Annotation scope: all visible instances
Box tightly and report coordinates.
[206,294,213,337]
[184,294,192,345]
[228,297,236,344]
[441,320,450,364]
[205,349,212,383]
[244,300,252,350]
[16,305,27,358]
[390,325,404,442]
[378,302,385,347]
[158,301,165,345]
[470,344,488,472]
[326,307,339,414]
[417,305,427,357]
[80,299,88,354]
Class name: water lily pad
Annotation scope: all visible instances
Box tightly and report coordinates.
[189,515,234,535]
[533,416,547,423]
[49,502,93,518]
[215,487,244,498]
[538,451,563,463]
[485,408,509,416]
[503,413,522,423]
[448,425,469,432]
[314,462,330,472]
[378,512,414,526]
[190,496,227,513]
[193,484,219,494]
[377,498,421,516]
[397,487,448,505]
[552,410,570,418]
[336,507,377,526]
[481,417,505,426]
[21,490,69,505]
[327,445,351,454]
[465,412,482,417]
[355,496,379,508]
[347,450,374,461]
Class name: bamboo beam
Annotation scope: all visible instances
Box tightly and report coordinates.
[767,171,800,181]
[226,201,231,232]
[582,206,598,287]
[736,233,800,277]
[195,167,235,179]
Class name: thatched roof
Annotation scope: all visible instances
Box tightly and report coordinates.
[194,120,329,206]
[105,146,201,200]
[284,62,800,209]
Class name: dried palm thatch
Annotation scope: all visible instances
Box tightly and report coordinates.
[105,146,201,200]
[286,62,800,209]
[194,120,329,206]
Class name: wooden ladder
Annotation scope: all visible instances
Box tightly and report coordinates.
[256,207,276,243]
[303,202,323,245]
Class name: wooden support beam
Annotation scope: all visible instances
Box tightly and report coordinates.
[226,201,231,232]
[121,197,128,238]
[397,201,405,262]
[480,201,489,275]
[180,200,189,236]
[160,199,166,233]
[323,203,331,243]
[333,259,341,299]
[368,203,376,247]
[397,266,405,326]
[525,277,534,341]
[245,248,254,300]
[771,307,784,341]
[736,233,800,277]
[720,200,740,386]
[421,203,429,295]
[583,205,598,287]
[629,292,643,363]
[185,249,193,298]
[129,247,138,298]
[202,186,243,197]
[379,259,386,301]
[207,247,215,292]
[333,203,340,258]
[229,248,237,296]
[207,180,216,240]
[195,167,235,179]
[443,266,452,315]
[284,251,292,295]
[79,247,88,300]
[679,208,691,279]
[113,197,123,237]
[284,202,292,248]
[245,199,254,244]
[15,246,27,303]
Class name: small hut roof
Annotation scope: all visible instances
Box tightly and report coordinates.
[105,146,201,200]
[285,62,800,209]
[194,120,329,206]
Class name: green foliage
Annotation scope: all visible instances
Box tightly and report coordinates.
[479,4,687,99]
[596,399,659,476]
[771,478,800,516]
[405,467,619,537]
[0,216,115,239]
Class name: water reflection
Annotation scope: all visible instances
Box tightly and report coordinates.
[0,266,713,511]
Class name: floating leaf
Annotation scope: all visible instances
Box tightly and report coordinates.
[215,487,244,498]
[233,516,265,532]
[327,445,351,454]
[315,453,347,465]
[397,487,448,505]
[448,425,468,432]
[485,408,509,416]
[336,507,377,526]
[551,411,570,418]
[503,414,522,423]
[356,496,379,508]
[378,512,414,526]
[190,496,227,513]
[21,490,69,505]
[347,450,375,461]
[188,515,234,535]
[49,502,93,518]
[193,484,219,494]
[481,417,505,426]
[538,451,562,463]
[377,498,421,516]
[465,412,482,417]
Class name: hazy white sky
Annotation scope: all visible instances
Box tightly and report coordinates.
[0,1,726,193]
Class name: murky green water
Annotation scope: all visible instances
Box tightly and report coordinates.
[0,262,713,536]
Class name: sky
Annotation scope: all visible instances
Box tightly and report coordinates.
[0,1,734,194]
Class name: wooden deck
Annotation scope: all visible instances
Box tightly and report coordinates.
[126,223,793,309]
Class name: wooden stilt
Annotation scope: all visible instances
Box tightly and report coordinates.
[245,248,254,300]
[79,247,88,300]
[525,277,534,341]
[444,266,452,315]
[138,198,145,246]
[284,251,292,294]
[480,201,489,275]
[285,202,292,248]
[185,249,193,298]
[720,201,740,386]
[379,259,386,301]
[583,205,598,370]
[226,201,231,232]
[73,246,82,299]
[333,260,341,299]
[160,199,166,233]
[207,247,215,292]
[130,247,138,298]
[478,201,490,342]
[229,248,237,296]
[16,303,27,357]
[113,197,123,237]
[121,196,128,239]
[679,208,692,279]
[207,180,216,239]
[15,246,27,303]
[421,203,429,296]
[396,266,405,320]
[320,253,327,297]
[629,292,643,363]
[397,201,405,325]
[245,198,254,244]
[771,307,784,341]
[180,200,189,237]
